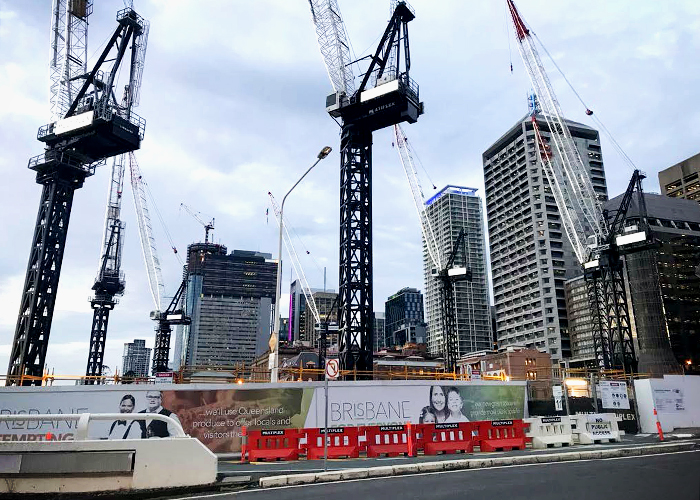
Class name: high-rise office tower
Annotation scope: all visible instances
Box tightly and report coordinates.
[303,290,338,347]
[483,115,607,361]
[122,339,151,377]
[659,152,700,203]
[385,287,426,348]
[373,312,386,351]
[423,186,493,357]
[564,275,595,365]
[179,245,277,367]
[289,280,307,343]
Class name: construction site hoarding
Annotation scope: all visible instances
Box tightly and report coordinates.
[0,380,526,453]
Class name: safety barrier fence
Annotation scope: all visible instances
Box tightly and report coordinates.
[240,420,531,462]
[240,414,625,462]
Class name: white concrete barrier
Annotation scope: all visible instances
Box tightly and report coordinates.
[570,413,621,444]
[525,416,575,449]
[0,413,217,494]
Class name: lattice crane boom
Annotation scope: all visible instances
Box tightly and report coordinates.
[308,0,356,96]
[49,0,92,122]
[268,192,321,327]
[393,124,442,271]
[507,0,604,264]
[180,203,215,244]
[130,152,164,312]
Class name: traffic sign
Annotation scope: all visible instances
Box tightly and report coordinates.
[325,359,339,380]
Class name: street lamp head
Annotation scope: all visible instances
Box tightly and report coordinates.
[318,146,332,159]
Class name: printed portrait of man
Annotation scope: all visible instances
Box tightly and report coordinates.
[138,390,181,438]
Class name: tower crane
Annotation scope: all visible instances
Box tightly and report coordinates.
[7,4,148,385]
[308,0,423,375]
[130,154,190,374]
[85,10,150,382]
[393,124,470,372]
[507,0,677,374]
[180,204,215,244]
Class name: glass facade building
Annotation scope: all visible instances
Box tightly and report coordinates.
[422,186,493,357]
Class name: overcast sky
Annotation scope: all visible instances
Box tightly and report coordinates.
[1,0,698,378]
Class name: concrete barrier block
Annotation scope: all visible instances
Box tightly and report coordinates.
[392,464,420,475]
[259,475,289,488]
[417,461,445,473]
[367,466,395,478]
[315,471,342,483]
[340,468,369,480]
[286,473,319,486]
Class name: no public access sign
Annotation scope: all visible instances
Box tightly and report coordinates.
[325,359,340,380]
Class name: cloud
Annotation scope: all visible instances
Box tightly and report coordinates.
[1,0,698,375]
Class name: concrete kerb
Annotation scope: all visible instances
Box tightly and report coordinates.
[257,441,697,488]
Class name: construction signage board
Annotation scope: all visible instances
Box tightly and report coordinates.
[0,380,526,453]
[598,381,630,410]
[585,414,615,440]
[155,372,174,384]
[653,387,685,412]
[552,385,564,412]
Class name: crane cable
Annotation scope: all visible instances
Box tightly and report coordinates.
[142,180,183,266]
[530,30,637,173]
[504,1,514,73]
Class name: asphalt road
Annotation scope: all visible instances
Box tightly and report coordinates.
[178,449,700,500]
[217,433,684,478]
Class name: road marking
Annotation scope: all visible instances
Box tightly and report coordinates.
[234,449,700,494]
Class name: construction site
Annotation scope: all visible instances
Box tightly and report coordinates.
[0,0,698,456]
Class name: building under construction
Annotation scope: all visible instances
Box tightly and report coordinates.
[606,193,700,374]
[174,244,277,368]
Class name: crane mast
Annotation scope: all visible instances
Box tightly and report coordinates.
[309,1,423,376]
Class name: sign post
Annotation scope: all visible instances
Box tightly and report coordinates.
[324,359,339,471]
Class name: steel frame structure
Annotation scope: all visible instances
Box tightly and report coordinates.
[338,125,373,372]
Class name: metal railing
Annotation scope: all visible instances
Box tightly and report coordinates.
[0,413,186,440]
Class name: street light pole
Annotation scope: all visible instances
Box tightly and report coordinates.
[270,146,332,383]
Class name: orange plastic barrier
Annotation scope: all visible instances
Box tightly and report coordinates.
[245,428,304,462]
[419,422,475,455]
[474,419,528,452]
[304,427,361,460]
[364,424,411,457]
